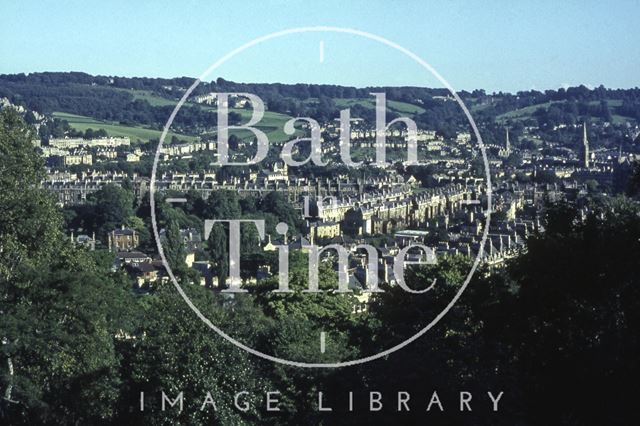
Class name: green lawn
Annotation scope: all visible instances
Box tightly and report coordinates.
[52,112,198,143]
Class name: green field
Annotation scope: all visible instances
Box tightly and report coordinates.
[496,98,633,124]
[52,107,298,144]
[235,108,301,142]
[127,89,180,107]
[496,101,564,122]
[127,90,426,117]
[117,89,423,139]
[470,101,493,113]
[197,105,300,142]
[589,99,623,107]
[55,89,424,144]
[333,98,425,115]
[52,112,198,143]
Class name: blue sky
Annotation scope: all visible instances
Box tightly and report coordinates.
[1,0,638,93]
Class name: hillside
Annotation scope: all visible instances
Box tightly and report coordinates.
[2,72,640,148]
[495,98,635,125]
[50,112,199,143]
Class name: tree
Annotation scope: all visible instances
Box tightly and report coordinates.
[259,192,304,235]
[336,256,519,424]
[254,251,360,336]
[207,224,230,285]
[0,110,61,282]
[628,161,640,197]
[508,199,640,425]
[0,109,132,424]
[86,184,135,238]
[163,219,192,283]
[116,285,274,425]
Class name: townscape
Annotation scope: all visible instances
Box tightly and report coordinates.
[2,71,640,424]
[4,76,635,302]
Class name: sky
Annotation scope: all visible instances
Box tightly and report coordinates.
[1,0,638,93]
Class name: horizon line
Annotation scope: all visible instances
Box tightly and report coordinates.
[2,70,639,96]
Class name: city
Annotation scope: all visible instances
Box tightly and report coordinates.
[6,81,635,302]
[2,2,640,423]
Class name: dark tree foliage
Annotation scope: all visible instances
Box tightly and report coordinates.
[64,184,136,239]
[508,199,640,425]
[0,109,132,424]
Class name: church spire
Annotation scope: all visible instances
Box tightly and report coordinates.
[505,126,511,153]
[618,144,623,164]
[582,122,590,168]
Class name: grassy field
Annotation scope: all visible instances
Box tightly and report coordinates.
[496,101,564,122]
[116,90,422,139]
[197,105,300,142]
[469,101,493,113]
[52,112,199,143]
[56,88,422,144]
[127,90,426,117]
[334,98,425,115]
[127,89,180,107]
[53,107,298,144]
[496,98,633,124]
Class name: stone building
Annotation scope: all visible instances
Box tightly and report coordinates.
[108,226,140,251]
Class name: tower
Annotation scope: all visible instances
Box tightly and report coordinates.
[618,144,623,164]
[582,122,590,168]
[505,127,511,154]
[499,127,512,158]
